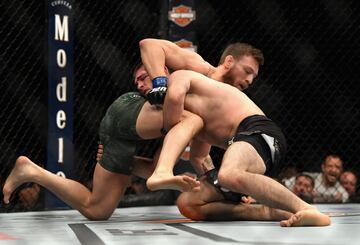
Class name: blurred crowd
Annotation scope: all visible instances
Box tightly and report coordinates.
[281,154,359,203]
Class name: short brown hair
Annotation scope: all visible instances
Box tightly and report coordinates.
[218,43,264,66]
[323,154,343,166]
[296,173,315,188]
[132,62,144,78]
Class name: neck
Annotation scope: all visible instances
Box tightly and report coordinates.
[208,66,225,83]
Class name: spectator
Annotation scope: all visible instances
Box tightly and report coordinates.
[282,154,349,203]
[312,154,349,203]
[0,183,42,212]
[279,165,299,187]
[292,173,315,203]
[17,183,42,210]
[340,171,359,202]
[1,170,42,212]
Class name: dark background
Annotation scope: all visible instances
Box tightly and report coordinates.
[1,0,359,209]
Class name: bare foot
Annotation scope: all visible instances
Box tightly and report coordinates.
[261,205,292,221]
[280,208,331,227]
[147,173,200,192]
[3,156,36,204]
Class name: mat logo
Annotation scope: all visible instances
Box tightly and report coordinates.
[174,39,197,53]
[107,229,177,236]
[0,233,17,240]
[168,5,196,27]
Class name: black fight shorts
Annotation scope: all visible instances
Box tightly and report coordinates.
[228,115,287,176]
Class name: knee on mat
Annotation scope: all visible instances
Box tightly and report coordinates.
[83,207,114,221]
[218,169,247,191]
[176,193,204,221]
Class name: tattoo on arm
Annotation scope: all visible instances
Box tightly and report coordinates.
[201,155,215,174]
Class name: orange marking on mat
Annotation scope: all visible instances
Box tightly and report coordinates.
[147,219,193,223]
[0,233,17,240]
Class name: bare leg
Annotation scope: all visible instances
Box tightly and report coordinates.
[147,174,199,192]
[176,180,292,221]
[3,156,130,220]
[218,142,330,226]
[147,114,202,192]
[220,171,330,226]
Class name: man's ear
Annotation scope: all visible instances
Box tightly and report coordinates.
[224,55,235,69]
[164,66,170,75]
[321,163,325,172]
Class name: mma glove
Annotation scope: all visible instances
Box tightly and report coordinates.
[146,76,168,105]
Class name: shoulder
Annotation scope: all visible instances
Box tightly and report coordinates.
[335,182,348,193]
[313,173,322,185]
[119,92,144,101]
[107,92,146,117]
[169,70,205,86]
[114,92,146,106]
[305,172,319,179]
[171,69,197,76]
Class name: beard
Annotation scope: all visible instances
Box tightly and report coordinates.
[222,67,237,86]
[325,174,338,185]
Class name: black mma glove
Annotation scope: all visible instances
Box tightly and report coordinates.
[146,76,168,105]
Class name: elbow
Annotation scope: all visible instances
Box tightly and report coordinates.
[139,39,149,52]
[139,38,156,50]
[163,90,184,129]
[167,88,184,107]
[166,77,186,107]
[168,70,190,98]
[139,38,149,47]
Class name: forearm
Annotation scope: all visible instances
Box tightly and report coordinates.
[191,155,214,176]
[189,140,212,176]
[157,114,204,171]
[139,38,211,76]
[163,70,191,130]
[163,87,185,130]
[139,39,167,79]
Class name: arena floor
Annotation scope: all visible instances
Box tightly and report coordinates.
[0,204,359,244]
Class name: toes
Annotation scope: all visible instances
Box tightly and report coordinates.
[183,175,196,182]
[280,215,298,227]
[280,220,288,227]
[182,177,199,192]
[3,194,10,204]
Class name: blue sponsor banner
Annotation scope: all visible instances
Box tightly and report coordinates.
[47,0,74,209]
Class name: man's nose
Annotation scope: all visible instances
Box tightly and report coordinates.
[246,76,254,85]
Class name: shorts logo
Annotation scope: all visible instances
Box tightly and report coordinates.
[168,5,196,27]
[174,39,197,52]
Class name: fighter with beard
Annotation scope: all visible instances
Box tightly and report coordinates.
[139,38,262,105]
[139,38,263,191]
[139,39,331,227]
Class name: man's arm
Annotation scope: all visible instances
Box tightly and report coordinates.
[139,38,212,79]
[135,101,164,139]
[163,70,192,130]
[190,138,212,176]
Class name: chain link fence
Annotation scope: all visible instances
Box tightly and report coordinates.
[1,0,359,211]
